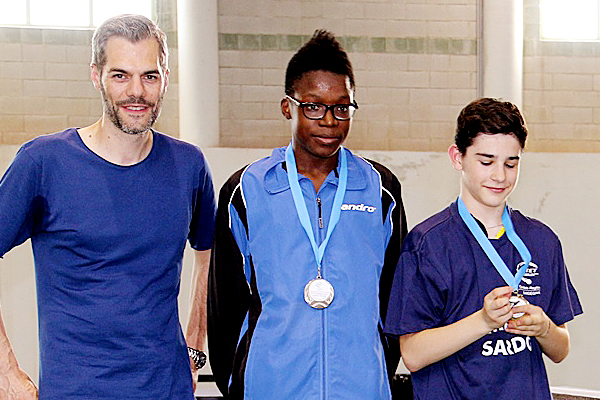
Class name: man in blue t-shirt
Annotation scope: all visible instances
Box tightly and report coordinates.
[385,98,582,399]
[0,15,216,399]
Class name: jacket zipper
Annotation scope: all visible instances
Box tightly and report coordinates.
[316,195,327,399]
[317,197,324,229]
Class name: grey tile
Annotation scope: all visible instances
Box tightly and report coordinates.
[66,29,93,46]
[345,36,367,53]
[0,28,22,44]
[387,37,408,53]
[260,34,280,51]
[20,28,43,44]
[42,29,66,44]
[407,37,426,54]
[571,42,594,57]
[449,38,477,55]
[429,38,449,54]
[239,34,260,51]
[369,37,386,53]
[540,41,573,56]
[281,35,304,52]
[219,33,238,50]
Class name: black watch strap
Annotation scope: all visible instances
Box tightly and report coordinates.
[188,347,206,369]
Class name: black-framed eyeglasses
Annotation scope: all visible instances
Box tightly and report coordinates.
[286,95,358,121]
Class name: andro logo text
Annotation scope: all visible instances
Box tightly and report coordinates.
[341,203,377,213]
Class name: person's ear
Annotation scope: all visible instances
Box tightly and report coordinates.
[281,97,292,120]
[91,64,102,91]
[163,67,170,91]
[448,144,464,172]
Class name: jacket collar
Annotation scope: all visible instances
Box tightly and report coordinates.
[263,147,367,194]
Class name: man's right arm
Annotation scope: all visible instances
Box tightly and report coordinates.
[0,147,42,399]
[400,286,514,372]
[0,303,38,399]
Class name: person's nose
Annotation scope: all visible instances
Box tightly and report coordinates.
[126,75,146,99]
[319,107,338,127]
[490,163,506,182]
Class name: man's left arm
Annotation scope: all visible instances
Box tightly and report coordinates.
[186,249,211,351]
[185,154,216,377]
[185,249,211,382]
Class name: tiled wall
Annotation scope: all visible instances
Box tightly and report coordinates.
[218,32,477,151]
[218,0,478,151]
[1,0,600,152]
[218,0,600,152]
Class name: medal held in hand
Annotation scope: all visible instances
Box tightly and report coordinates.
[509,291,528,319]
[304,277,335,309]
[285,144,348,310]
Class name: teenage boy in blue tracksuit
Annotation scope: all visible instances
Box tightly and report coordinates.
[384,98,582,400]
[208,30,407,399]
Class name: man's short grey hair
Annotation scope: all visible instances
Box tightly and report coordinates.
[92,14,168,73]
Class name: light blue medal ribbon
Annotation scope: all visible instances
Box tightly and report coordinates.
[285,143,347,278]
[457,197,531,291]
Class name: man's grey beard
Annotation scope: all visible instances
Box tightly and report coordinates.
[101,86,163,135]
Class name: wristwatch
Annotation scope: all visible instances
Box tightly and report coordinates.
[188,347,207,370]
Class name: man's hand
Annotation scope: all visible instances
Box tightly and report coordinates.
[481,286,514,331]
[189,358,198,393]
[0,367,38,399]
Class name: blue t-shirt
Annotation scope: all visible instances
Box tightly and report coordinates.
[0,128,216,399]
[384,200,582,400]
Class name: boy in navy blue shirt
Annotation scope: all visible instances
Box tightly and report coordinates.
[384,98,582,400]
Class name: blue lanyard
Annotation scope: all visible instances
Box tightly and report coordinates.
[285,144,348,275]
[457,197,531,290]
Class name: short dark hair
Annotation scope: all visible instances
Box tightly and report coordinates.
[284,30,354,96]
[92,14,168,74]
[455,98,528,154]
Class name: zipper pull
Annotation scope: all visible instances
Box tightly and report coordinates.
[317,197,324,229]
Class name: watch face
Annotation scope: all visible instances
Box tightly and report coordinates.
[198,351,207,368]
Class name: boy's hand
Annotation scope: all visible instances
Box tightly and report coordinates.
[481,286,514,330]
[505,304,552,338]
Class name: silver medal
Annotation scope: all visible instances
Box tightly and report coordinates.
[304,277,334,309]
[509,292,528,319]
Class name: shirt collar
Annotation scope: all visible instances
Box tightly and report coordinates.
[263,147,367,194]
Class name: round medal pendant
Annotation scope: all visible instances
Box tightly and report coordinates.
[304,278,334,309]
[509,293,528,319]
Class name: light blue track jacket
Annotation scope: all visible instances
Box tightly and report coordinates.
[208,147,407,399]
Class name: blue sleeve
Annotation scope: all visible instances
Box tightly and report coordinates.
[385,234,449,337]
[0,146,42,257]
[545,239,583,326]
[188,155,217,251]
